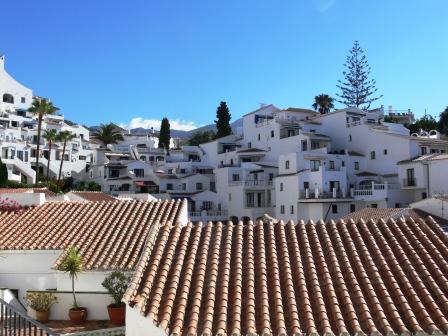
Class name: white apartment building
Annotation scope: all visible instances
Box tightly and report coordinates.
[0,56,92,184]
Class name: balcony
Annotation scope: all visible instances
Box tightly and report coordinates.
[189,210,228,222]
[229,180,273,187]
[402,178,418,187]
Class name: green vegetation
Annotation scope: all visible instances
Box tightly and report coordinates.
[158,118,171,152]
[215,101,232,138]
[59,247,83,308]
[28,98,59,186]
[336,41,382,110]
[91,123,124,147]
[188,130,216,145]
[102,271,130,308]
[312,94,334,114]
[43,129,58,180]
[0,159,7,188]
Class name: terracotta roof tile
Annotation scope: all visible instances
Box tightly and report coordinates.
[125,217,448,335]
[0,199,186,271]
[69,191,117,202]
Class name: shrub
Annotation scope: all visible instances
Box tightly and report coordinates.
[102,271,130,307]
[25,292,57,312]
[0,198,27,214]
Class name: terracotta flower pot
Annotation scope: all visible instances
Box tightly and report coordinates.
[35,310,49,323]
[68,307,88,323]
[107,304,126,325]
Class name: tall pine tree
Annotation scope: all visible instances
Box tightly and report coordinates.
[439,107,448,135]
[158,118,171,152]
[214,101,232,138]
[336,41,382,110]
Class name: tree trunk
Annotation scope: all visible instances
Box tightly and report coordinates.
[35,114,43,186]
[58,140,66,185]
[46,141,52,181]
[72,275,78,308]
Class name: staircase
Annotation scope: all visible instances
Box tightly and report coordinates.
[3,158,37,184]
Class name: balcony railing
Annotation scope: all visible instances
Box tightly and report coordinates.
[229,180,273,187]
[402,178,417,187]
[0,298,58,335]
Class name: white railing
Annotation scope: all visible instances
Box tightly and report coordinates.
[229,180,274,187]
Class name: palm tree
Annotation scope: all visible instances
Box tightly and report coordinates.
[28,98,59,185]
[59,247,83,308]
[312,94,335,114]
[43,129,58,181]
[91,123,124,147]
[56,130,74,185]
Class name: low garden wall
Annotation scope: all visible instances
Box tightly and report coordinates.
[26,290,113,320]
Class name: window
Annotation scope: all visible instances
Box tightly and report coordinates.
[285,160,290,169]
[280,183,284,191]
[370,151,376,160]
[258,134,261,141]
[134,168,144,178]
[422,192,427,199]
[182,183,187,190]
[332,204,338,214]
[421,147,427,155]
[301,140,308,151]
[329,161,335,170]
[196,183,203,190]
[371,204,378,208]
[406,168,415,186]
[354,161,359,170]
[230,159,234,166]
[342,161,345,167]
[310,160,320,171]
[232,174,240,182]
[395,203,400,208]
[280,205,285,214]
[21,97,26,103]
[350,204,356,212]
[269,173,274,181]
[202,201,212,210]
[304,181,309,190]
[349,135,352,142]
[383,149,388,155]
[2,93,14,104]
[167,183,173,190]
[290,205,294,214]
[430,149,437,154]
[248,142,252,148]
[79,155,86,160]
[271,130,274,138]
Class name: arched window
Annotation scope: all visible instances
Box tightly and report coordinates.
[2,94,14,104]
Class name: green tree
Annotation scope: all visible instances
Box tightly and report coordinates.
[215,101,232,138]
[383,115,398,123]
[59,247,83,308]
[158,118,171,152]
[0,159,8,188]
[312,94,334,114]
[91,123,124,147]
[43,129,58,181]
[28,98,59,185]
[407,114,439,134]
[438,107,448,135]
[336,41,382,110]
[188,130,216,146]
[56,131,75,185]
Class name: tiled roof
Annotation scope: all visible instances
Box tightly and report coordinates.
[124,217,448,335]
[0,187,56,197]
[341,207,419,222]
[0,199,186,271]
[69,191,117,202]
[398,154,448,164]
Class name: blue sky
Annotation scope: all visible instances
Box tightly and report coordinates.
[2,0,448,130]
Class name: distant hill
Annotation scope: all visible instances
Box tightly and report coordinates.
[129,118,243,139]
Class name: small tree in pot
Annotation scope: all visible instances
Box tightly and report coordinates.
[59,247,88,323]
[102,271,130,325]
[24,292,58,323]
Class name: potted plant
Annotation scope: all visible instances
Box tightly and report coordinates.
[59,247,88,323]
[101,271,130,325]
[24,292,58,323]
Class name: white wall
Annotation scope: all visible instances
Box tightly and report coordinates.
[126,305,164,336]
[0,250,62,303]
[26,291,112,320]
[0,193,45,206]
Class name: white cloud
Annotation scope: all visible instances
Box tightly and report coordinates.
[314,0,335,12]
[120,117,199,131]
